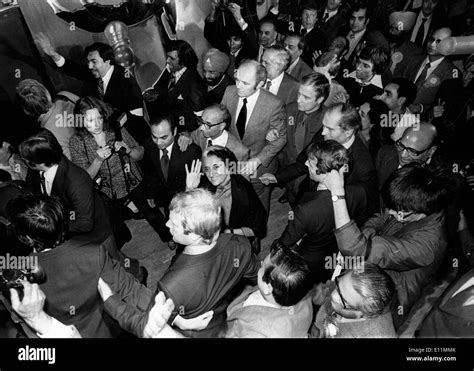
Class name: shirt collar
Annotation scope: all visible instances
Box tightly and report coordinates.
[268,71,285,88]
[343,134,356,149]
[101,65,114,91]
[324,8,338,20]
[241,88,260,105]
[349,71,383,89]
[287,57,300,73]
[162,141,174,157]
[211,130,228,146]
[425,56,445,70]
[173,67,187,82]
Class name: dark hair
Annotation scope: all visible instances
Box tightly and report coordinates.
[84,42,115,65]
[204,145,238,167]
[306,140,348,174]
[168,40,199,70]
[150,114,177,132]
[285,32,306,51]
[7,194,65,252]
[327,102,362,132]
[349,262,395,317]
[300,0,318,12]
[389,77,417,107]
[259,16,278,31]
[358,46,389,75]
[19,129,63,167]
[350,0,370,19]
[73,96,115,135]
[301,72,330,102]
[262,248,313,307]
[383,163,451,215]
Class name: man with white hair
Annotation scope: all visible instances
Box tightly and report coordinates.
[261,45,299,109]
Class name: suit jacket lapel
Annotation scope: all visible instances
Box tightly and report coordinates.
[51,157,66,196]
[167,141,181,181]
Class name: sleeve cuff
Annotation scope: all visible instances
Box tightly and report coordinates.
[37,317,78,338]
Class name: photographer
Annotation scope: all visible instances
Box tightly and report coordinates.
[70,97,167,245]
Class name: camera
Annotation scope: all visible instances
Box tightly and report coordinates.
[0,266,46,300]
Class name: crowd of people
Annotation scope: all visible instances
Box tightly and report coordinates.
[1,0,474,339]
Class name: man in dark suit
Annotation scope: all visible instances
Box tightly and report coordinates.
[18,129,146,281]
[7,195,154,338]
[143,116,201,243]
[339,1,389,72]
[264,102,379,217]
[261,45,300,109]
[261,72,331,206]
[399,27,459,117]
[34,35,149,144]
[387,11,424,78]
[408,0,446,50]
[283,33,314,81]
[315,0,348,51]
[178,104,250,162]
[221,60,287,212]
[144,40,207,132]
[202,49,235,106]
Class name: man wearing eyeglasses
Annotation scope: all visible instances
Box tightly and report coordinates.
[323,164,450,330]
[310,263,396,338]
[400,27,459,118]
[177,104,250,162]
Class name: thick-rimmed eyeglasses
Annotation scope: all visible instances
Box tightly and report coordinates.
[395,139,431,157]
[197,117,223,130]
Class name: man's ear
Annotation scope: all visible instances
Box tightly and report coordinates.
[173,127,178,137]
[262,280,273,296]
[398,96,406,107]
[316,96,325,106]
[256,80,265,90]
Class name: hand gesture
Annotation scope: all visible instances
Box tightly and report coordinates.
[433,99,445,118]
[240,158,261,176]
[143,291,175,338]
[34,33,59,58]
[10,281,45,322]
[312,50,322,64]
[228,2,243,20]
[185,159,202,190]
[96,146,112,161]
[322,168,345,193]
[259,173,277,185]
[178,132,192,152]
[265,128,280,142]
[97,277,114,302]
[176,311,214,331]
[114,141,130,154]
[143,89,159,102]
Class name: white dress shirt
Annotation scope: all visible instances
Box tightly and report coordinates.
[323,8,339,22]
[160,141,174,161]
[42,164,59,195]
[209,130,229,148]
[342,134,356,150]
[236,89,261,129]
[348,71,384,89]
[266,72,285,96]
[410,12,432,44]
[414,57,445,83]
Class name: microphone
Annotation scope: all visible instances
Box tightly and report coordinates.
[104,21,135,68]
[437,35,474,56]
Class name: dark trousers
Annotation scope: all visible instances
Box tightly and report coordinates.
[127,183,172,243]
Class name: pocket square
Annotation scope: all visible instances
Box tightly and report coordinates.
[177,94,184,100]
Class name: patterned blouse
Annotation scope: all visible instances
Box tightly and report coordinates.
[69,128,142,200]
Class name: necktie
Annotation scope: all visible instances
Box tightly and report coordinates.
[294,112,307,153]
[349,32,355,39]
[415,62,431,87]
[236,98,248,140]
[39,171,47,194]
[265,80,272,91]
[414,18,427,46]
[301,28,307,36]
[98,79,105,99]
[161,148,169,181]
[168,75,176,89]
[322,12,329,24]
[207,139,213,147]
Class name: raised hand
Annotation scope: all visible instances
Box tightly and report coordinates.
[34,33,61,60]
[259,173,277,185]
[185,159,202,190]
[178,132,192,152]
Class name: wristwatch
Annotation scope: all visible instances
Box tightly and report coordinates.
[331,194,345,202]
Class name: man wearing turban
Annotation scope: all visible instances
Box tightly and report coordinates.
[202,48,235,106]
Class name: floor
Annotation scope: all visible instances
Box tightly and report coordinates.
[121,187,291,292]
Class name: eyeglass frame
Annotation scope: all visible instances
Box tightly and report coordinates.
[197,117,224,130]
[395,139,432,157]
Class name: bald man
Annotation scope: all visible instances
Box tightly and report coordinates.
[399,27,460,117]
[376,122,437,191]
